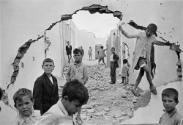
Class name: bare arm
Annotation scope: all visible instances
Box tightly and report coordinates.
[66,65,71,82]
[118,23,139,39]
[83,66,88,85]
[153,40,171,46]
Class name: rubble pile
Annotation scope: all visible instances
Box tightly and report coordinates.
[63,64,151,125]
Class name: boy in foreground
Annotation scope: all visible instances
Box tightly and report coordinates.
[159,88,182,125]
[35,80,89,125]
[13,88,39,125]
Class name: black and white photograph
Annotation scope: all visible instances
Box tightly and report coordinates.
[0,0,182,125]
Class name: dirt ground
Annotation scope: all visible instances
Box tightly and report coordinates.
[0,64,152,125]
[64,64,151,125]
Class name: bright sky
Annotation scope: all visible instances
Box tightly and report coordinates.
[72,11,119,38]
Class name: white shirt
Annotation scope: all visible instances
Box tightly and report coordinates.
[14,111,40,125]
[110,54,114,62]
[48,76,53,84]
[34,100,73,125]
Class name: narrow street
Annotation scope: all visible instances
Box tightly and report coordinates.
[61,59,183,125]
[0,1,182,125]
[61,59,152,125]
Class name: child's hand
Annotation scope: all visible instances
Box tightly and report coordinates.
[128,20,136,26]
[118,21,125,27]
[167,41,173,46]
[118,21,125,30]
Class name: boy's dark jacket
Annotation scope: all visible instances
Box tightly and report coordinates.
[113,53,119,68]
[33,73,59,115]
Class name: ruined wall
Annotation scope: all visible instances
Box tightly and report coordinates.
[0,0,182,125]
[0,1,125,104]
[0,0,182,96]
[0,1,3,83]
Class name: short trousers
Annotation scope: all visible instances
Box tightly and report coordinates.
[134,57,147,70]
[67,53,71,56]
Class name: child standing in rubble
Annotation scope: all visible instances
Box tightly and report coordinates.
[109,47,119,84]
[66,48,88,125]
[121,59,130,85]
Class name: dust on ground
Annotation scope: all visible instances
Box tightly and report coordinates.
[63,64,151,125]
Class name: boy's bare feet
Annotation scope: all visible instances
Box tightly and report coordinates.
[150,86,157,95]
[131,89,140,97]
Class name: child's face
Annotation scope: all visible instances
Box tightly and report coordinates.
[67,41,70,45]
[73,53,82,63]
[15,95,33,117]
[162,96,177,112]
[145,28,154,37]
[65,99,82,116]
[42,62,55,74]
[111,48,115,53]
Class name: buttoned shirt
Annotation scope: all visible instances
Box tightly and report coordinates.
[110,54,114,62]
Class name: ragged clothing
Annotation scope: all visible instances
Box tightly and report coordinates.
[122,63,130,78]
[132,32,156,72]
[66,62,88,85]
[159,109,183,125]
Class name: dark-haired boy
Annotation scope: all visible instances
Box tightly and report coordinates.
[159,88,182,125]
[33,58,59,115]
[66,41,72,64]
[66,48,88,85]
[109,47,119,84]
[35,80,89,125]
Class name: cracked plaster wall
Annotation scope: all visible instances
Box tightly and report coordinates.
[0,0,182,124]
[0,0,182,99]
[0,1,125,107]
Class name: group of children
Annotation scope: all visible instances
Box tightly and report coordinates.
[13,80,89,125]
[11,43,182,125]
[12,46,89,125]
[1,20,182,124]
[11,85,183,125]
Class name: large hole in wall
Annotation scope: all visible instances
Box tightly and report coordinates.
[1,2,182,125]
[68,10,120,62]
[8,4,124,87]
[8,3,181,91]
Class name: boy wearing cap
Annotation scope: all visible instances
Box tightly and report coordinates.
[118,22,171,96]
